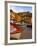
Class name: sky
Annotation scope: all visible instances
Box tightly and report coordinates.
[10,6,32,13]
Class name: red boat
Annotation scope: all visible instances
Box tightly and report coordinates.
[10,23,23,39]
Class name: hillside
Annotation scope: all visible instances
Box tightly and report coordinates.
[10,10,32,25]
